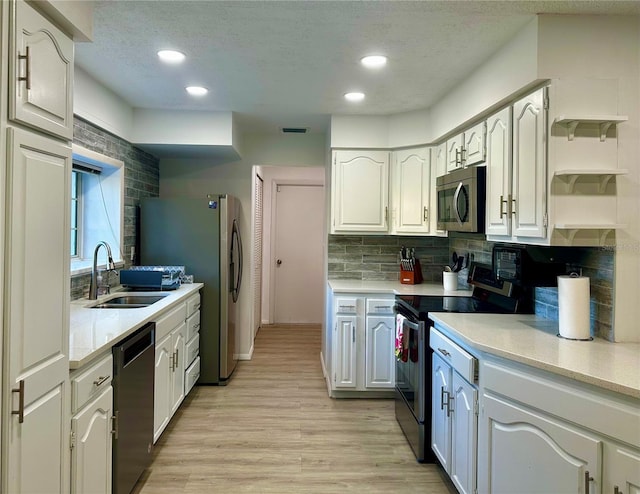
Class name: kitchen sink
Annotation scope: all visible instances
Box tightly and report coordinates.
[89,294,169,309]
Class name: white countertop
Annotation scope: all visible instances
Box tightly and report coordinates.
[69,283,203,369]
[328,280,473,297]
[430,312,640,399]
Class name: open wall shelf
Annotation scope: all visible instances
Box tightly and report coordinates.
[554,115,628,141]
[554,169,628,193]
[554,224,626,244]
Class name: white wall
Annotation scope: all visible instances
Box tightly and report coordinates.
[160,133,328,358]
[330,115,389,148]
[74,67,134,141]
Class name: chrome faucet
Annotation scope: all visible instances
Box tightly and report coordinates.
[89,241,116,300]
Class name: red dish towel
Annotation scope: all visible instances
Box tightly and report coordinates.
[395,314,409,362]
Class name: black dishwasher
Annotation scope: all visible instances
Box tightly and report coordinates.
[112,322,155,494]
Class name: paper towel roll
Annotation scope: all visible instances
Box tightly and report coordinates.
[558,275,591,340]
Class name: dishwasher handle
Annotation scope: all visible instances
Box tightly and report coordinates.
[114,322,155,373]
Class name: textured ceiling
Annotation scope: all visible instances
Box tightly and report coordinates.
[75,1,640,135]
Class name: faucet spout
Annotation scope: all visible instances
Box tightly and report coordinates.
[89,241,116,300]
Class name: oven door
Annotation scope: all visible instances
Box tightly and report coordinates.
[394,308,426,423]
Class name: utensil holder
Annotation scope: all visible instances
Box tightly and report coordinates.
[400,259,423,285]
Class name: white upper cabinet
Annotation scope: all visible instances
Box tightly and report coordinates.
[512,87,548,239]
[434,141,447,178]
[463,121,487,167]
[10,0,74,139]
[485,107,512,237]
[390,147,432,235]
[486,87,548,243]
[446,133,464,173]
[445,122,487,173]
[331,150,390,233]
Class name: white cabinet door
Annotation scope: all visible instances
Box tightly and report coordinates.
[170,322,187,415]
[607,446,640,494]
[446,134,464,173]
[333,315,357,388]
[10,0,74,139]
[153,332,172,443]
[331,150,389,233]
[485,107,512,237]
[463,121,486,167]
[480,393,601,494]
[432,354,452,471]
[391,147,431,235]
[5,128,70,494]
[71,386,113,494]
[450,372,478,494]
[434,142,447,178]
[512,87,547,239]
[364,315,395,388]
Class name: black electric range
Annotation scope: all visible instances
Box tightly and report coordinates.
[394,262,534,463]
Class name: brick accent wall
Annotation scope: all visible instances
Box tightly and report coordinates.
[71,117,160,300]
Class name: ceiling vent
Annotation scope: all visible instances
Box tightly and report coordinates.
[281,127,308,134]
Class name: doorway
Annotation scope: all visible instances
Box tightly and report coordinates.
[272,184,324,324]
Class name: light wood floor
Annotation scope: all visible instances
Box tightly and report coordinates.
[133,326,455,493]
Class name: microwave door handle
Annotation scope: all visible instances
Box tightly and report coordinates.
[453,182,464,226]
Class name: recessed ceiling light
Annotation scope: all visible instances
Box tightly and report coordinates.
[186,86,208,96]
[361,55,387,68]
[344,92,365,102]
[157,50,186,63]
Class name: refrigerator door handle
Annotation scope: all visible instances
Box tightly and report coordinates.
[231,219,243,303]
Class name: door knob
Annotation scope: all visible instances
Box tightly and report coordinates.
[276,259,282,265]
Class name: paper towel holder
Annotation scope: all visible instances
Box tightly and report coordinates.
[557,270,593,341]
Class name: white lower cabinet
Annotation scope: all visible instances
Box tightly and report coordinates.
[153,303,187,442]
[70,386,113,494]
[430,328,478,494]
[607,445,640,494]
[70,353,114,494]
[480,393,601,493]
[330,294,395,393]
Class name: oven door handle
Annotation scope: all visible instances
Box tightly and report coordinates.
[453,182,464,226]
[402,318,420,331]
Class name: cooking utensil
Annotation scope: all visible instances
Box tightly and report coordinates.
[444,265,452,272]
[454,255,464,272]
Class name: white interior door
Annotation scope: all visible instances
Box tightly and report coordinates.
[273,184,324,324]
[253,174,264,338]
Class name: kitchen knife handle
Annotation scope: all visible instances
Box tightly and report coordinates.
[12,380,25,424]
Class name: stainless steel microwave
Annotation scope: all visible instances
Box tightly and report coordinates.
[436,166,486,233]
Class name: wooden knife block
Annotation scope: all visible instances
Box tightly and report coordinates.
[400,259,423,285]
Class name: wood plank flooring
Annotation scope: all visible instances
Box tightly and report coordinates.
[133,326,455,493]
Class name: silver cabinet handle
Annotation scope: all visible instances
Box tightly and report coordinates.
[585,471,594,494]
[374,305,391,310]
[510,194,516,216]
[385,206,388,224]
[423,207,428,222]
[461,146,467,166]
[93,375,110,387]
[352,325,355,343]
[438,348,451,358]
[175,349,179,369]
[12,380,25,424]
[499,195,508,218]
[455,148,462,167]
[440,387,448,410]
[111,412,119,439]
[447,394,454,417]
[18,46,31,90]
[614,486,620,494]
[169,352,175,371]
[193,323,200,331]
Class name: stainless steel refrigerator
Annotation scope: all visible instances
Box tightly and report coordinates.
[140,194,243,384]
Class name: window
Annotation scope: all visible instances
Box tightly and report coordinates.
[71,144,125,275]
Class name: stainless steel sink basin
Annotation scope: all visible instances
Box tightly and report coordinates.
[90,294,169,309]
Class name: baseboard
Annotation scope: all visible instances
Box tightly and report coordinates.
[236,342,254,361]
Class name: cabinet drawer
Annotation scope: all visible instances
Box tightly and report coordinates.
[186,293,201,317]
[430,327,477,383]
[185,356,200,394]
[186,311,201,341]
[366,298,394,315]
[71,354,113,413]
[155,303,187,341]
[185,333,200,368]
[335,297,358,314]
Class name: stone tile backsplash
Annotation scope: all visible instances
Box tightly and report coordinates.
[71,117,160,300]
[328,235,450,282]
[330,234,615,341]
